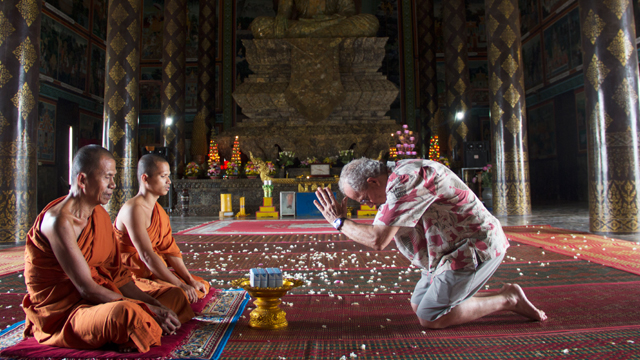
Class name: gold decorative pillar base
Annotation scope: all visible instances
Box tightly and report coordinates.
[579,0,640,234]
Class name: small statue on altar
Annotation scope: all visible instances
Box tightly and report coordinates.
[250,152,274,183]
[251,0,379,39]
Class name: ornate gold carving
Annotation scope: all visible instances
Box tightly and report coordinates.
[583,10,606,45]
[446,91,455,107]
[450,14,463,30]
[591,102,615,133]
[454,78,467,95]
[128,0,140,13]
[164,105,175,118]
[125,108,137,130]
[11,83,34,120]
[456,57,465,74]
[165,61,176,79]
[590,180,639,233]
[202,38,211,51]
[488,43,500,65]
[203,21,211,34]
[12,37,36,73]
[487,15,499,37]
[612,79,637,116]
[501,54,518,78]
[108,122,125,145]
[0,11,16,48]
[166,19,178,36]
[108,91,125,114]
[505,114,521,135]
[126,78,137,100]
[497,0,515,18]
[201,72,210,85]
[166,0,179,15]
[166,40,177,57]
[111,4,129,26]
[606,131,640,147]
[586,54,610,91]
[0,61,11,88]
[110,33,127,55]
[16,0,38,27]
[108,61,126,84]
[604,0,630,20]
[607,30,634,66]
[456,122,469,140]
[501,26,517,48]
[202,4,211,17]
[126,49,138,71]
[200,88,210,101]
[0,111,8,135]
[494,182,531,216]
[503,84,521,108]
[0,190,34,242]
[491,102,504,125]
[490,73,503,95]
[165,126,176,144]
[127,20,139,40]
[165,83,176,100]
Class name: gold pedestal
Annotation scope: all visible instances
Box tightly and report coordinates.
[231,278,303,329]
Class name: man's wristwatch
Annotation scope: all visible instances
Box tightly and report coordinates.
[332,217,347,231]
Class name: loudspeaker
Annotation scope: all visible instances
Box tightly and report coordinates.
[464,141,489,168]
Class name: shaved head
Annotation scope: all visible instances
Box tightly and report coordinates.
[138,154,169,180]
[71,145,115,185]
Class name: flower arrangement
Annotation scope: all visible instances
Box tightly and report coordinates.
[278,151,295,168]
[207,163,221,178]
[472,164,492,188]
[185,162,201,178]
[225,161,239,176]
[244,161,259,175]
[339,149,354,164]
[323,156,338,165]
[300,156,318,167]
[265,161,277,175]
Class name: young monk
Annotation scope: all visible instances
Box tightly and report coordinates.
[114,154,210,304]
[22,145,194,353]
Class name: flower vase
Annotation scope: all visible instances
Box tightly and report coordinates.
[482,187,493,208]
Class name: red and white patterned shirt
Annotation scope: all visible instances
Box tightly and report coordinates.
[373,159,508,277]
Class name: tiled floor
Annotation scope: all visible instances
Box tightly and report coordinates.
[169,202,639,242]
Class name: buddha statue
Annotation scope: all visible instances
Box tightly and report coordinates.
[251,0,379,39]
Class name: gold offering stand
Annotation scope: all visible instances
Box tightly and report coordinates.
[231,278,303,329]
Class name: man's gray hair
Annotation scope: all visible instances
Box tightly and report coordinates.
[339,157,387,194]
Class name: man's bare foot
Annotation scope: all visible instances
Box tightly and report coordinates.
[504,284,547,321]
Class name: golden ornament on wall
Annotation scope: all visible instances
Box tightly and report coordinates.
[612,78,637,116]
[487,15,499,37]
[110,33,127,55]
[583,10,606,45]
[497,0,515,19]
[0,11,16,47]
[501,54,518,78]
[13,37,36,73]
[491,102,504,125]
[125,108,137,130]
[501,26,517,48]
[165,126,176,144]
[604,0,630,20]
[108,91,126,114]
[126,49,138,71]
[503,84,521,108]
[0,61,11,88]
[607,30,634,66]
[108,122,126,145]
[586,54,610,91]
[16,0,38,27]
[109,62,126,84]
[505,114,521,135]
[11,83,35,120]
[111,4,129,26]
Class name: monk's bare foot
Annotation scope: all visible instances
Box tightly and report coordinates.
[504,284,547,321]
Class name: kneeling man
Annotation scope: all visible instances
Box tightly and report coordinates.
[23,145,193,353]
[315,158,547,329]
[114,154,210,304]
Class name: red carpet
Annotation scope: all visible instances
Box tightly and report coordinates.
[506,225,640,276]
[177,219,374,235]
[0,247,25,277]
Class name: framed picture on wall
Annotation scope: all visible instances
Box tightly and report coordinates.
[520,0,539,35]
[78,112,103,148]
[542,7,582,81]
[575,89,587,153]
[37,100,56,164]
[522,34,544,90]
[527,101,557,160]
[280,191,296,216]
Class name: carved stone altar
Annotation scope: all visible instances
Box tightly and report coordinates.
[222,37,400,161]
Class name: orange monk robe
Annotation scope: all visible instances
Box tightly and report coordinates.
[23,198,193,353]
[115,202,210,299]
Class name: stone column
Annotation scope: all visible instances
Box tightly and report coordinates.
[190,0,217,159]
[104,0,141,218]
[486,0,531,215]
[580,0,640,234]
[416,0,440,156]
[162,0,187,176]
[442,0,471,163]
[0,0,40,243]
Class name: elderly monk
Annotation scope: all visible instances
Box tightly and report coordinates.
[114,154,210,304]
[23,145,194,353]
[251,0,379,39]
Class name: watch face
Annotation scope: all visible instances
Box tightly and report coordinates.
[332,218,342,229]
